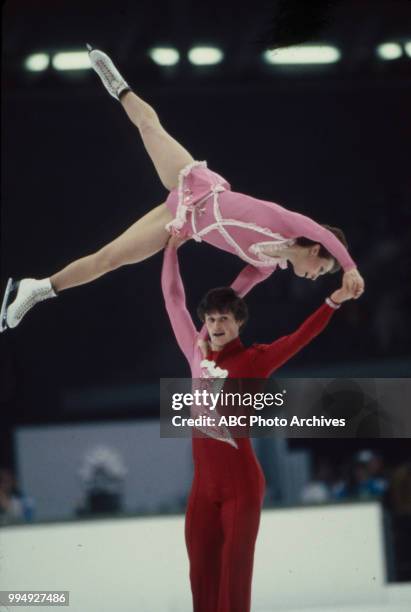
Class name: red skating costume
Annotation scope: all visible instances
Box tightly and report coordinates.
[162,246,338,612]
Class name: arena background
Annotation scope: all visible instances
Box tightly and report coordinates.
[1,1,410,610]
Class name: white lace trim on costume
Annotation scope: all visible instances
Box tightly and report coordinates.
[200,359,229,379]
[249,240,295,269]
[165,159,293,268]
[325,297,341,310]
[165,160,208,234]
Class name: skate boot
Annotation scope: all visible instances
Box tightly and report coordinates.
[0,278,57,332]
[87,44,131,100]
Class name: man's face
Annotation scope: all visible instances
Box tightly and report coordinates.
[292,245,334,280]
[204,311,242,351]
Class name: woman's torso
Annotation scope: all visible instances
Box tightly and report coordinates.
[165,164,294,268]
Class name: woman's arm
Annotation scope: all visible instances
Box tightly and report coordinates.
[276,207,364,298]
[277,207,356,272]
[230,264,276,297]
[161,241,197,364]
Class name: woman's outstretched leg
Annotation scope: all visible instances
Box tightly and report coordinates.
[1,46,196,332]
[120,91,194,191]
[88,47,195,191]
[50,203,172,292]
[2,203,173,330]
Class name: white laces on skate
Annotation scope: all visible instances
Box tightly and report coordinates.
[95,58,118,86]
[7,280,56,328]
[12,287,52,323]
[88,47,129,100]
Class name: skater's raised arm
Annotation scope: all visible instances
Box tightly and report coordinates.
[161,238,198,363]
[230,265,276,298]
[251,285,354,377]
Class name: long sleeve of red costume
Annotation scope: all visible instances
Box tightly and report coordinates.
[161,246,198,363]
[252,303,335,377]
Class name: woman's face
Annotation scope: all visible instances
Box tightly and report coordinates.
[292,245,334,280]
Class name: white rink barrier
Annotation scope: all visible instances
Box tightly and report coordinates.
[1,502,410,612]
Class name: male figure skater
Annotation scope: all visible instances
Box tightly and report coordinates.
[162,235,356,612]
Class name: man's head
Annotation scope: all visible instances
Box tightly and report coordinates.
[197,288,248,351]
[292,225,348,280]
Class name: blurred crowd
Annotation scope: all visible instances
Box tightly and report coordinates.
[2,450,410,520]
[301,449,410,509]
[0,467,34,525]
[301,449,411,582]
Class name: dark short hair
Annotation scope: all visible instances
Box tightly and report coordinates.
[197,287,248,328]
[295,224,349,274]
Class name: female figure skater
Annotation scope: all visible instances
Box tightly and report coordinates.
[0,46,364,332]
[162,234,357,612]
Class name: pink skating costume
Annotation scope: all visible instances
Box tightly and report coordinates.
[165,161,356,278]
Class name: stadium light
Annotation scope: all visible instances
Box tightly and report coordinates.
[52,51,91,71]
[376,43,402,60]
[263,45,341,65]
[404,42,411,58]
[188,46,224,66]
[148,47,180,66]
[25,53,50,72]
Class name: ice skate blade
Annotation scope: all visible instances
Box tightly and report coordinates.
[0,277,14,332]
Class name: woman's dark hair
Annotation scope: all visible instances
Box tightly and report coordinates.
[295,224,348,274]
[197,287,248,329]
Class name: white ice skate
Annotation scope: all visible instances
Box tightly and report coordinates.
[87,44,130,100]
[0,278,56,332]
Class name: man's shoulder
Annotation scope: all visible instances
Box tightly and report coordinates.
[248,343,270,353]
